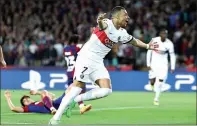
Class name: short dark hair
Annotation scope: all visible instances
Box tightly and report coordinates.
[111,6,125,17]
[68,35,79,45]
[20,95,30,106]
[160,28,168,33]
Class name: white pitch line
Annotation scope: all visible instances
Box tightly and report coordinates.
[82,106,154,112]
[1,106,154,116]
[1,122,36,125]
[1,113,36,115]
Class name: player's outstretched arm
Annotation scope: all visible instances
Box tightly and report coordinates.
[4,90,24,113]
[129,38,158,50]
[30,90,56,100]
[97,13,108,30]
[0,45,6,67]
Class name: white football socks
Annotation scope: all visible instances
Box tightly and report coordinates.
[79,103,85,109]
[154,81,162,102]
[53,86,82,120]
[74,88,112,102]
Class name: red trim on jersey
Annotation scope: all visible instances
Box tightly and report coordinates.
[76,46,80,53]
[36,102,44,106]
[93,27,109,45]
[23,106,28,112]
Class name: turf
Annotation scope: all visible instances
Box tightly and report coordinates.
[0,90,196,125]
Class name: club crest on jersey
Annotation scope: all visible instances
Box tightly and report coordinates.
[80,74,84,79]
[104,38,115,49]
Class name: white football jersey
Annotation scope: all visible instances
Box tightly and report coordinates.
[78,19,133,63]
[146,37,176,70]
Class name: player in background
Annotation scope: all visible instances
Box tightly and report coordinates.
[5,90,59,114]
[49,6,158,125]
[146,29,176,106]
[64,35,92,114]
[0,45,6,67]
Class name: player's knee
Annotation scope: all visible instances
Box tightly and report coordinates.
[100,88,112,97]
[41,90,48,97]
[96,79,112,89]
[108,88,112,94]
[73,80,85,88]
[81,86,86,93]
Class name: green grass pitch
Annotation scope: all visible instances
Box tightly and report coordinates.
[1,90,196,125]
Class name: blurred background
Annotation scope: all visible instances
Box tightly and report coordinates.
[0,0,196,71]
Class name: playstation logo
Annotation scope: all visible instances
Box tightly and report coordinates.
[144,82,171,92]
[21,70,46,90]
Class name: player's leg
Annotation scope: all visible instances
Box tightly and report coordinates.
[149,78,156,90]
[153,78,163,105]
[40,90,57,114]
[70,78,111,116]
[49,59,97,124]
[67,79,86,109]
[46,91,56,100]
[74,79,112,102]
[50,80,85,124]
[52,65,111,123]
[73,65,112,103]
[153,68,168,105]
[148,69,156,90]
[66,81,90,114]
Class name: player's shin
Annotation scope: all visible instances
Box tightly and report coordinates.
[78,86,86,108]
[52,86,82,120]
[154,79,163,103]
[42,96,56,113]
[74,88,112,102]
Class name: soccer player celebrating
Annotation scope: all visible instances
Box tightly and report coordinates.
[146,29,176,106]
[49,6,158,125]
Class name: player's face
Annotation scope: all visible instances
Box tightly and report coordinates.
[118,10,130,28]
[160,31,167,41]
[23,98,34,106]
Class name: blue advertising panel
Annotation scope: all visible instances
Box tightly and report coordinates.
[0,68,196,92]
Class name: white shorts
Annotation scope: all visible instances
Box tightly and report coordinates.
[74,56,110,83]
[148,66,168,81]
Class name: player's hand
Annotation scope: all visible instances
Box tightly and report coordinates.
[4,90,11,98]
[97,13,107,22]
[0,60,6,67]
[170,69,175,73]
[30,90,37,95]
[148,42,159,50]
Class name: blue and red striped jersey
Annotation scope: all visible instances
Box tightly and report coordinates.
[23,102,50,113]
[64,45,81,79]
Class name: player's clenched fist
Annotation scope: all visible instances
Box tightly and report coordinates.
[30,90,37,95]
[4,90,11,98]
[97,13,107,22]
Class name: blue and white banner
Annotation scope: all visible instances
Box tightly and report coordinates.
[0,68,196,92]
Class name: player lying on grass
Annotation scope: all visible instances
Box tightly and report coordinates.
[4,89,91,115]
